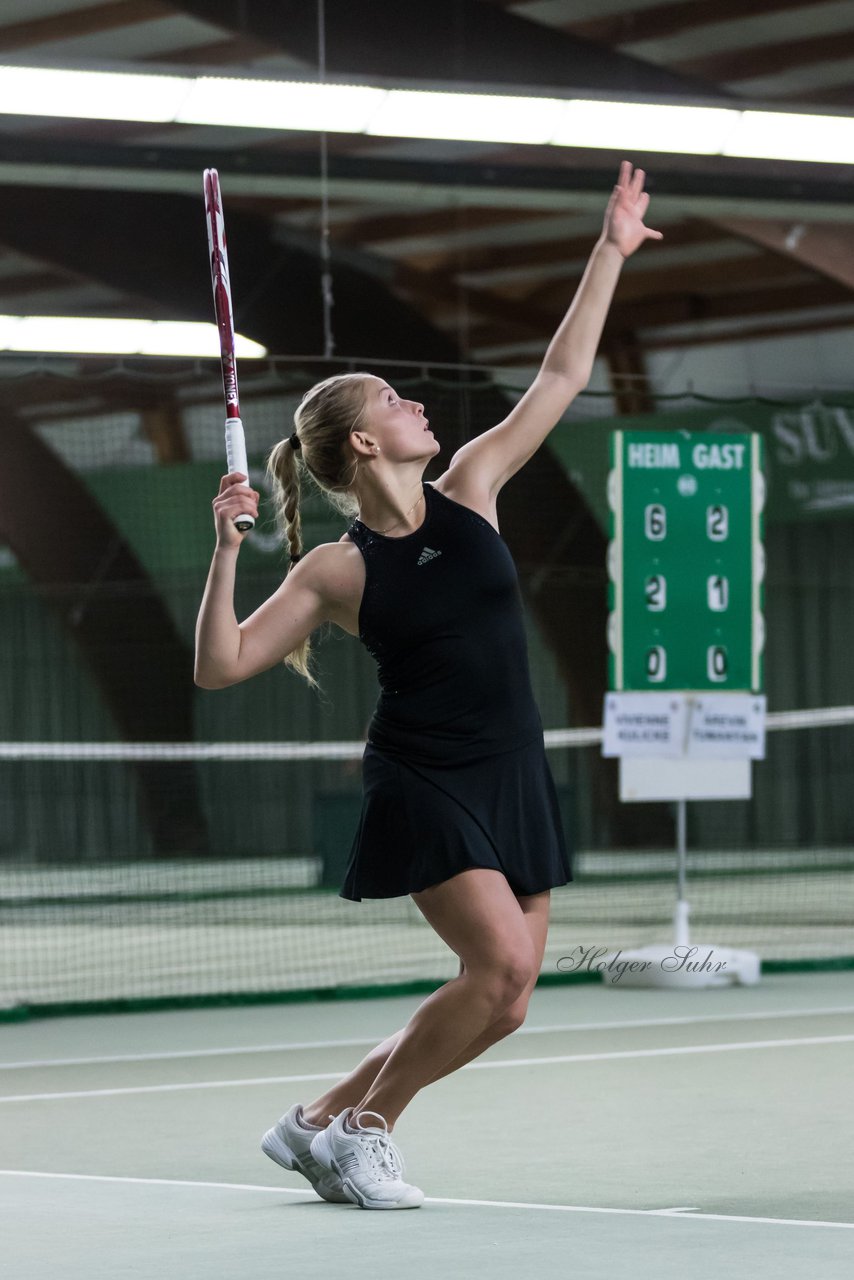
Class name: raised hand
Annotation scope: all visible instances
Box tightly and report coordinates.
[602,161,664,258]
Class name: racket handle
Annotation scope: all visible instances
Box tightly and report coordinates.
[225,418,256,533]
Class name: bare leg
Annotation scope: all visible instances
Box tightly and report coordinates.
[422,893,547,1083]
[303,873,549,1130]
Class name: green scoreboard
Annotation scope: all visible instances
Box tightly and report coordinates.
[607,430,765,693]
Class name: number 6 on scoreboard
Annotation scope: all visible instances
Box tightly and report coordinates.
[203,167,255,533]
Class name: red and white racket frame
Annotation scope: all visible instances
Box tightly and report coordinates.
[203,167,255,533]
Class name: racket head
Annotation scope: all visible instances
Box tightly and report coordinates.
[205,168,255,535]
[203,167,240,421]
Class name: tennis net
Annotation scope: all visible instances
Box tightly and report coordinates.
[1,706,852,1015]
[2,357,854,1014]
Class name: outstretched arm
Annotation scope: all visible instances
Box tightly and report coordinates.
[447,161,663,497]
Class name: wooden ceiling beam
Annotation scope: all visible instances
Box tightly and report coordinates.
[2,130,853,218]
[609,278,851,332]
[479,306,854,363]
[0,364,235,420]
[675,29,854,84]
[408,218,720,278]
[773,82,854,107]
[709,218,854,291]
[638,311,854,352]
[564,0,832,48]
[173,0,718,96]
[395,238,828,346]
[0,269,75,299]
[467,279,849,348]
[152,34,274,64]
[526,251,809,313]
[225,196,330,219]
[392,261,552,333]
[0,0,168,52]
[333,205,557,248]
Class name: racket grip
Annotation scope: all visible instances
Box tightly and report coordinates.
[225,417,256,533]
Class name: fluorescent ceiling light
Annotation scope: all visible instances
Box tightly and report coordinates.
[365,89,566,144]
[0,64,850,165]
[0,316,267,358]
[553,101,738,155]
[0,65,187,122]
[177,77,383,132]
[724,109,854,164]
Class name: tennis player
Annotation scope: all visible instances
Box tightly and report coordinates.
[195,161,661,1209]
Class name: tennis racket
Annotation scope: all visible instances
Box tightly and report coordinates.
[203,167,255,533]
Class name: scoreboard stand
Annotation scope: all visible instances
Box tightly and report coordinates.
[599,429,766,988]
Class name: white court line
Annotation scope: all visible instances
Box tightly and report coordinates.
[4,1004,854,1071]
[0,1170,851,1230]
[1,1033,852,1103]
[0,1035,389,1071]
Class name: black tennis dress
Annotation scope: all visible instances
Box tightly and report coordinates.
[339,480,572,901]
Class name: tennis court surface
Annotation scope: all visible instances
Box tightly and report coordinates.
[2,972,852,1279]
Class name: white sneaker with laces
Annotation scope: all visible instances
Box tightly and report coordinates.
[261,1103,350,1203]
[309,1108,424,1210]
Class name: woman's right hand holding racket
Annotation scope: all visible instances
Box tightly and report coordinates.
[213,472,260,548]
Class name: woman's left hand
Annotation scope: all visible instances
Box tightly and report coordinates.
[602,161,664,258]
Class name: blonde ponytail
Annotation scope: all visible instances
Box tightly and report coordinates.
[265,435,318,689]
[265,372,372,690]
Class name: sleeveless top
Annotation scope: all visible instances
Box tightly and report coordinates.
[345,480,544,766]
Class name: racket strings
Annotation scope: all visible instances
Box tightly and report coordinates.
[318,0,335,360]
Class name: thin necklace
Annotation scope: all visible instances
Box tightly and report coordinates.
[363,490,425,536]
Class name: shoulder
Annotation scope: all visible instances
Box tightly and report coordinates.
[428,472,500,535]
[294,537,363,595]
[287,537,364,636]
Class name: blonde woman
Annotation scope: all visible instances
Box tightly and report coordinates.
[195,162,661,1210]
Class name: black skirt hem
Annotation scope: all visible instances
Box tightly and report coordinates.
[339,740,572,903]
[340,862,572,903]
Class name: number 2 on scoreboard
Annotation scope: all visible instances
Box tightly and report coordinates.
[645,574,666,610]
[707,504,729,540]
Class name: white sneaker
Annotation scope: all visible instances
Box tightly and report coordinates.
[261,1103,350,1203]
[309,1108,424,1210]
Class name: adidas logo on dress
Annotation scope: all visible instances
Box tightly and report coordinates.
[416,546,442,566]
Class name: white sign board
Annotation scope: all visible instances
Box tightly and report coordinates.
[602,692,766,802]
[602,692,688,758]
[687,694,766,759]
[618,756,752,802]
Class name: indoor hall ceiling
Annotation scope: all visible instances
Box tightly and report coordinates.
[1,0,853,382]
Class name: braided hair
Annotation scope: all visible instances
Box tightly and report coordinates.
[265,373,372,688]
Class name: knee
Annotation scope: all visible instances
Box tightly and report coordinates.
[478,948,536,1014]
[490,995,530,1040]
